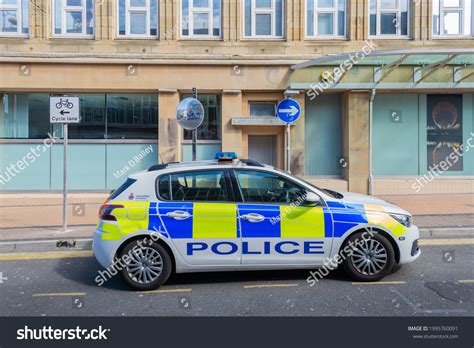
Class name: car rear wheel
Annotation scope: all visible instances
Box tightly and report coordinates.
[119,240,172,291]
[342,232,395,282]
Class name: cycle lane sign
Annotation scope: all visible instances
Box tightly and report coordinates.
[50,97,80,123]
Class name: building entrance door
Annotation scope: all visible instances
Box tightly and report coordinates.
[248,135,277,166]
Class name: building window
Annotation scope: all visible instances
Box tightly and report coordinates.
[243,0,284,38]
[183,95,221,141]
[0,93,158,140]
[53,0,94,37]
[369,0,409,37]
[0,0,28,36]
[181,0,221,38]
[249,102,276,117]
[433,0,473,36]
[118,0,158,37]
[306,0,346,37]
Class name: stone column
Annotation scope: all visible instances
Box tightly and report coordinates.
[158,90,181,163]
[221,90,243,156]
[343,91,370,194]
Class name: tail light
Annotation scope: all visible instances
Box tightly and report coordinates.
[99,201,124,221]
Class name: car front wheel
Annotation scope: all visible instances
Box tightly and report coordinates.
[119,240,172,291]
[342,232,396,282]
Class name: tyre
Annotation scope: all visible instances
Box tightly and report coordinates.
[341,232,395,282]
[119,239,172,291]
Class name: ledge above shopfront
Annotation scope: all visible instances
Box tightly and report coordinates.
[231,117,295,126]
[289,48,474,92]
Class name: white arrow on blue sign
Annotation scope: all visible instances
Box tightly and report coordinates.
[276,98,301,123]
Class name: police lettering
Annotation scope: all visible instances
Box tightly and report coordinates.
[186,241,323,256]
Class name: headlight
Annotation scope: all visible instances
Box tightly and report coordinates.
[390,213,412,227]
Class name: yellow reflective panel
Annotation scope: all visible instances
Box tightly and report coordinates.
[193,203,237,239]
[280,206,325,238]
[111,202,150,236]
[365,210,407,237]
[101,222,122,240]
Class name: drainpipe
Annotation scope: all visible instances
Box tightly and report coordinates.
[368,88,376,195]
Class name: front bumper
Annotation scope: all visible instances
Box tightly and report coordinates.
[397,225,421,264]
[92,229,121,269]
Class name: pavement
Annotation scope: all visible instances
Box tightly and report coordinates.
[0,241,472,316]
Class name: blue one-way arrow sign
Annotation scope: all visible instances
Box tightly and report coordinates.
[277,99,301,123]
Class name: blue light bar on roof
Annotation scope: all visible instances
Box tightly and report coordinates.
[215,152,237,160]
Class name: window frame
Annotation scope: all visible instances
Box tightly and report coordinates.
[0,0,28,37]
[156,169,235,203]
[116,0,159,39]
[231,168,319,206]
[248,101,277,117]
[369,0,410,38]
[180,0,222,39]
[306,0,346,38]
[242,0,284,39]
[432,0,473,37]
[52,0,94,38]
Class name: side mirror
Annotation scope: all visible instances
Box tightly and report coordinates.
[304,192,322,206]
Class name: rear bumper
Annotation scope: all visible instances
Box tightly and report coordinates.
[92,229,120,269]
[397,225,421,264]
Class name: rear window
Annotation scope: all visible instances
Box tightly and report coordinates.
[157,170,231,202]
[108,178,137,200]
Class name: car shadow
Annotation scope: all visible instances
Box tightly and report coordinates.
[54,256,131,292]
[166,266,353,286]
[54,256,354,291]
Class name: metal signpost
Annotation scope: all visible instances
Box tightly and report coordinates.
[276,98,301,173]
[50,97,80,232]
[176,88,204,161]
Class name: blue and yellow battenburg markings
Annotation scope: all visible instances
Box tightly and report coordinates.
[100,201,407,241]
[327,201,407,237]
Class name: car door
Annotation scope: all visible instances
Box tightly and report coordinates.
[152,169,241,266]
[232,169,332,265]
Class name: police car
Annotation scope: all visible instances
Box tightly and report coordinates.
[93,152,420,290]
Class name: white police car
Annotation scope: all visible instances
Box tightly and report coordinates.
[93,152,420,290]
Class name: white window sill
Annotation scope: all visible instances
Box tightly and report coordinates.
[50,35,95,40]
[368,35,411,40]
[431,35,474,40]
[304,36,348,41]
[115,36,159,40]
[0,35,28,38]
[240,37,285,41]
[178,37,223,41]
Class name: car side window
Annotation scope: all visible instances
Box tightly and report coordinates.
[159,170,231,202]
[235,170,309,204]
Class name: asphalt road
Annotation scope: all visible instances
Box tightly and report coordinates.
[0,242,473,316]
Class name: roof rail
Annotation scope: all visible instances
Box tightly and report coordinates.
[147,158,265,171]
[240,159,264,167]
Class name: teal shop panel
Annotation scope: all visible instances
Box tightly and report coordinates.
[51,144,106,190]
[182,144,221,162]
[0,144,51,190]
[373,94,419,176]
[305,93,343,176]
[106,143,158,190]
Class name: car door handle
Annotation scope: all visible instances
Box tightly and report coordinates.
[241,213,265,223]
[166,210,190,220]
